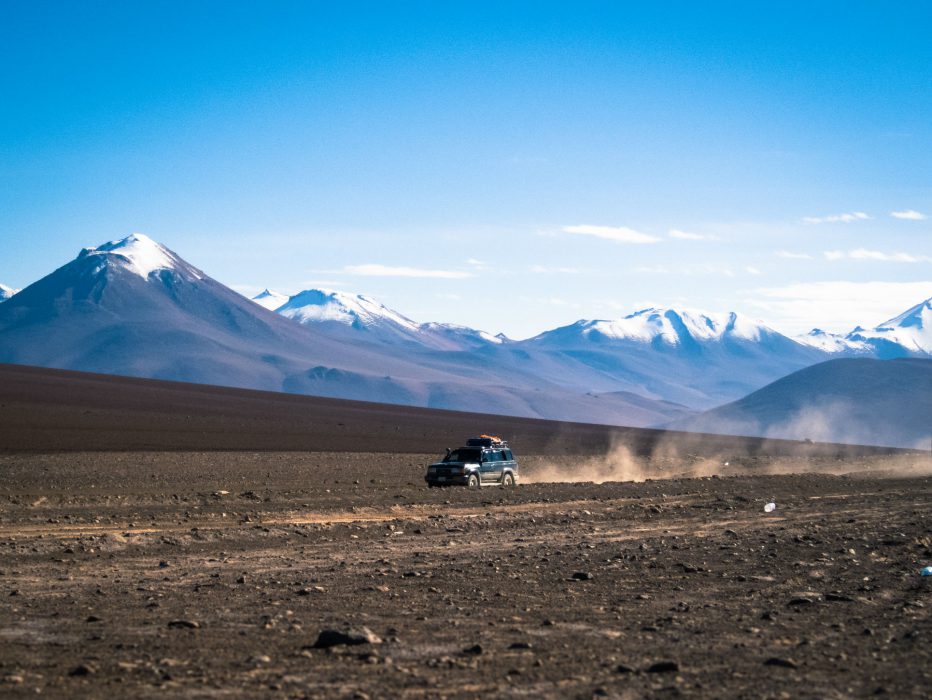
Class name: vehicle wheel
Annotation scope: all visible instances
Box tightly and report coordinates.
[467,474,480,490]
[501,473,515,488]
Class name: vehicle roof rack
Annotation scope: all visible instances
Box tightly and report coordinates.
[465,435,509,448]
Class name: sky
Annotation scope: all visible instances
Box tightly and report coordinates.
[1,0,930,338]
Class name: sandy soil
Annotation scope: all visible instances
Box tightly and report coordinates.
[1,450,930,699]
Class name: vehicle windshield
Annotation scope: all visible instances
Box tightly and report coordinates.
[444,448,481,463]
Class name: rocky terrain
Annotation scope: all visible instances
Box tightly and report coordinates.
[1,449,930,699]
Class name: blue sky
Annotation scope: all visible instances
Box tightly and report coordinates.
[2,1,930,337]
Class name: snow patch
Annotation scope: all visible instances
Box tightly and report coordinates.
[251,289,289,311]
[577,308,772,345]
[277,289,421,332]
[0,283,18,301]
[85,233,186,280]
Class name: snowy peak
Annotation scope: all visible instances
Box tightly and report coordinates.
[78,233,197,280]
[796,328,869,354]
[0,283,17,302]
[848,296,932,354]
[540,307,775,346]
[277,289,420,333]
[251,289,289,311]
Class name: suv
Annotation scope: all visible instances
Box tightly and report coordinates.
[425,436,518,489]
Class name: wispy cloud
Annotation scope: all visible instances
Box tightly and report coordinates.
[563,224,661,244]
[746,266,762,275]
[802,211,870,224]
[776,251,813,260]
[890,209,927,220]
[824,248,932,263]
[530,265,580,274]
[748,280,932,334]
[342,264,472,279]
[634,263,736,277]
[668,228,719,241]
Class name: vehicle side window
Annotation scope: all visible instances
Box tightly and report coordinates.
[503,450,513,461]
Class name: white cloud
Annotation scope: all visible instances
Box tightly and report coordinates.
[530,265,581,274]
[823,249,932,263]
[342,264,472,279]
[890,209,926,220]
[634,263,735,277]
[669,229,719,241]
[747,280,932,334]
[746,266,762,275]
[563,224,661,244]
[776,251,813,260]
[802,211,870,224]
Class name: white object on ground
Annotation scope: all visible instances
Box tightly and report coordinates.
[764,502,776,513]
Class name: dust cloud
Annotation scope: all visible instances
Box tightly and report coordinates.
[521,434,932,485]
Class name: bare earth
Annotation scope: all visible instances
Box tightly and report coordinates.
[1,450,930,699]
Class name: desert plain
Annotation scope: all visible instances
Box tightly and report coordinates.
[0,365,930,699]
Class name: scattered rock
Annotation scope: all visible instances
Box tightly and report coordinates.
[764,657,798,669]
[824,592,854,602]
[311,627,382,648]
[462,644,483,655]
[508,642,533,650]
[68,663,97,676]
[646,660,679,673]
[167,619,200,629]
[571,571,593,581]
[616,663,636,674]
[787,597,815,607]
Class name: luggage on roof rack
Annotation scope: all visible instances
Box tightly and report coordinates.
[466,435,507,448]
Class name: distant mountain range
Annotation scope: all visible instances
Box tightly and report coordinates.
[670,357,932,449]
[0,235,690,426]
[1,234,929,444]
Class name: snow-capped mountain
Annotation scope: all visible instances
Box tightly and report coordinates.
[846,297,932,357]
[796,297,932,358]
[251,289,289,311]
[796,328,870,354]
[278,288,420,332]
[517,307,826,409]
[270,287,505,351]
[532,308,777,346]
[0,283,17,302]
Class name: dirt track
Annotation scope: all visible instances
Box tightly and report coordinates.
[1,450,931,699]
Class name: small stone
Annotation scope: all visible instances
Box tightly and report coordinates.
[508,642,533,649]
[167,619,200,629]
[86,615,102,623]
[571,572,593,581]
[646,660,679,673]
[764,657,798,669]
[311,627,382,648]
[462,644,483,655]
[236,576,247,584]
[69,663,97,676]
[616,663,636,673]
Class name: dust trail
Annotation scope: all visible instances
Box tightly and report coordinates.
[521,434,932,485]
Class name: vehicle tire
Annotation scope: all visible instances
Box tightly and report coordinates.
[467,474,480,490]
[501,472,515,488]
